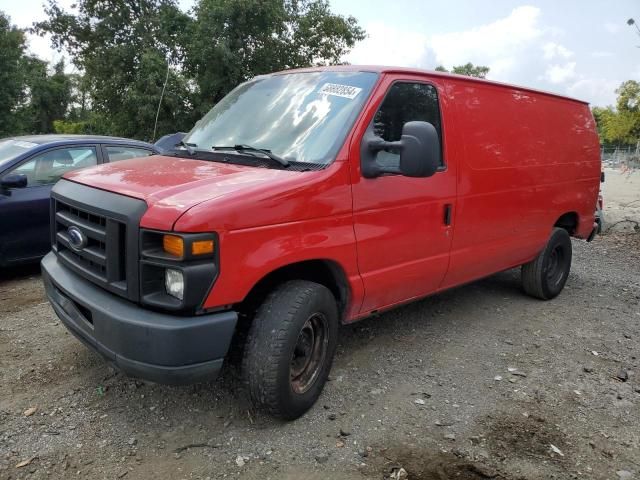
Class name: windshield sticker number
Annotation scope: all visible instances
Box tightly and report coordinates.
[318,83,362,100]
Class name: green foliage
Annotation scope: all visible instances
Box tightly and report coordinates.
[435,62,490,79]
[53,119,85,134]
[35,0,195,140]
[616,80,640,112]
[0,12,28,136]
[0,12,75,136]
[53,114,106,134]
[18,59,73,133]
[593,81,640,146]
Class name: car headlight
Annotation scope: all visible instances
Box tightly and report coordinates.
[165,268,184,300]
[139,230,218,313]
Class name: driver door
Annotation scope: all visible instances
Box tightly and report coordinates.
[0,146,98,264]
[349,75,458,314]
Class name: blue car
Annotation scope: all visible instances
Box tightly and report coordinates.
[0,135,158,267]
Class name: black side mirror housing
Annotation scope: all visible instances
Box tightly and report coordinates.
[155,132,187,154]
[1,173,28,189]
[361,121,440,178]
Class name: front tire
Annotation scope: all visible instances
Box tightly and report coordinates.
[242,280,339,420]
[522,227,572,300]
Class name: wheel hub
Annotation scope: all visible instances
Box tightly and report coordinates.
[545,245,565,286]
[290,313,328,394]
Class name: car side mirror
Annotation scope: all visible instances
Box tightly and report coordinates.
[154,132,187,154]
[1,173,28,189]
[361,121,440,178]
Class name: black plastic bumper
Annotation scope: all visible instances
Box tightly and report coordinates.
[41,252,237,385]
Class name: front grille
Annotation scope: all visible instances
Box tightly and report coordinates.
[53,199,129,296]
[50,180,147,303]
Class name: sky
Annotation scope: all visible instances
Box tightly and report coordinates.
[4,0,639,107]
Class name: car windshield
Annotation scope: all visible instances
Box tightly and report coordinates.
[183,71,379,165]
[0,139,37,170]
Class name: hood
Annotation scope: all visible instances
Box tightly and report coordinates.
[64,155,299,230]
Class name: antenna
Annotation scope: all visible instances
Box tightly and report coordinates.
[152,57,170,143]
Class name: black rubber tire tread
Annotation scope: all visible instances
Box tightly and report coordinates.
[522,227,572,300]
[242,280,338,420]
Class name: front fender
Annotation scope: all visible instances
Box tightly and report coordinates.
[201,214,364,320]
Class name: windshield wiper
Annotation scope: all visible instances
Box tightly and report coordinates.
[176,140,198,155]
[212,144,290,168]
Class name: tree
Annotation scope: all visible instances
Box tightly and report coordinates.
[184,0,365,116]
[616,80,640,112]
[16,59,73,133]
[0,12,28,136]
[592,80,640,146]
[1,11,75,136]
[435,62,490,79]
[35,0,195,140]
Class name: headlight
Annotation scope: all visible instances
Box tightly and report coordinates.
[165,268,184,300]
[140,230,218,313]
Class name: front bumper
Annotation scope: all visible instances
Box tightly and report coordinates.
[41,252,237,385]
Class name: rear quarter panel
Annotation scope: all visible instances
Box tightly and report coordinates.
[441,79,600,289]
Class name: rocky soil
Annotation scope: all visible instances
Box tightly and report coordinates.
[1,232,639,480]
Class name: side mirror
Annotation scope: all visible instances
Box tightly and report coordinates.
[600,171,605,183]
[154,132,187,154]
[361,121,440,178]
[1,173,28,189]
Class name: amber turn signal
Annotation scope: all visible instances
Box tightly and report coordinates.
[191,239,214,255]
[163,235,184,257]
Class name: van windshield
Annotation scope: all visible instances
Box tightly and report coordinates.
[183,71,378,166]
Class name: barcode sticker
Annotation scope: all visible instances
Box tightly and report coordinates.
[318,83,362,99]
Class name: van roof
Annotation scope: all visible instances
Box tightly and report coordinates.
[274,65,590,106]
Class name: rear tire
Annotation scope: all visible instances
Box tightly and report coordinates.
[522,227,572,300]
[242,280,339,420]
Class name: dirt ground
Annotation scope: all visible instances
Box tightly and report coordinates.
[602,168,640,233]
[1,173,639,480]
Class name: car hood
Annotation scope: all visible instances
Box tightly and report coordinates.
[64,155,301,230]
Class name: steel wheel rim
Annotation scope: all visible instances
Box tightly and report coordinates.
[290,313,328,395]
[546,245,565,286]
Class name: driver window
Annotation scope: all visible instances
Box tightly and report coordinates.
[373,82,443,168]
[6,147,98,187]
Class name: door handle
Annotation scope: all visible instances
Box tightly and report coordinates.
[444,204,452,226]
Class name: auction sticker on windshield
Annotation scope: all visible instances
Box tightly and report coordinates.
[318,83,362,99]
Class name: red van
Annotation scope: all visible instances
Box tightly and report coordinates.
[42,66,601,419]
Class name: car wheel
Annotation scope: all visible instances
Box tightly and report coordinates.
[521,227,572,300]
[242,280,339,420]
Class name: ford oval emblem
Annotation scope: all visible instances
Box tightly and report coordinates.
[67,226,87,250]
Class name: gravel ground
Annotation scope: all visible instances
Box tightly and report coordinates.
[602,168,640,233]
[1,233,639,480]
